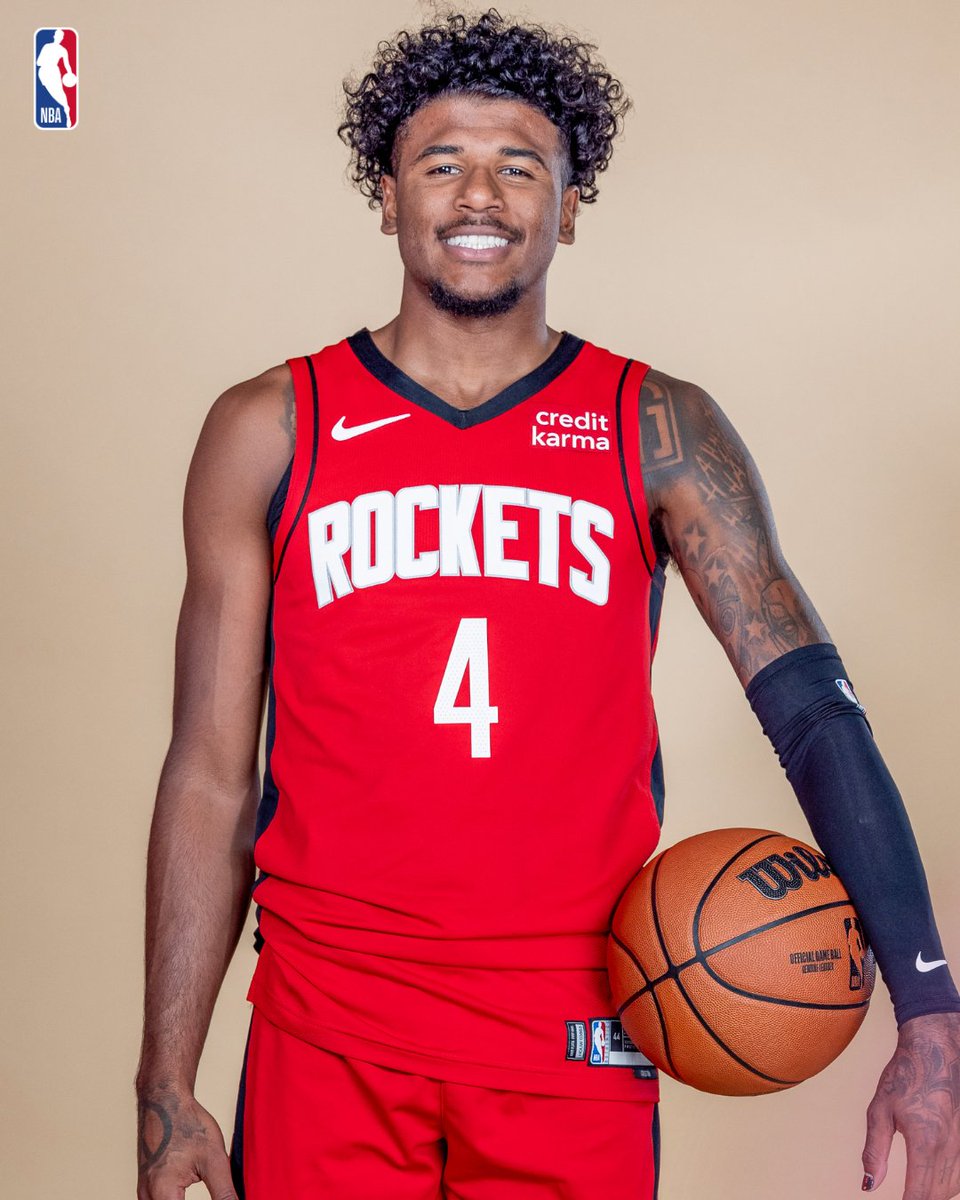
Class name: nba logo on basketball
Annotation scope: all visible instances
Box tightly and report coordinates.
[844,916,867,991]
[35,28,78,130]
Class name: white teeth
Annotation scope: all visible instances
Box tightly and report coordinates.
[445,234,509,249]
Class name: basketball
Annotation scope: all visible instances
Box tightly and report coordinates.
[608,828,875,1096]
[62,72,77,87]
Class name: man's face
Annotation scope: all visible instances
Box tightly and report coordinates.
[379,93,580,318]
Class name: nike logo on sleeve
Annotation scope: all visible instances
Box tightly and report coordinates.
[916,952,948,973]
[332,413,410,441]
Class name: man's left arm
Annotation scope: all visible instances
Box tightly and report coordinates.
[638,367,960,1199]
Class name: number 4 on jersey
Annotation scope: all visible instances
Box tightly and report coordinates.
[434,618,499,758]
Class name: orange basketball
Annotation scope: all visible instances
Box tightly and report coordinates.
[608,828,875,1095]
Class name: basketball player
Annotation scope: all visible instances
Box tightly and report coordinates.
[135,10,960,1199]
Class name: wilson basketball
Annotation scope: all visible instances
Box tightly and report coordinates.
[608,828,875,1095]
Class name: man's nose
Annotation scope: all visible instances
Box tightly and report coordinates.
[453,165,504,210]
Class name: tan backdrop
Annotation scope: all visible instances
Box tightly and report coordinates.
[4,1,958,1196]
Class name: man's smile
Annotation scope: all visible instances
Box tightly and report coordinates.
[440,224,518,261]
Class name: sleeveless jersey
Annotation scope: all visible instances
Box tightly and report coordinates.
[246,328,668,1101]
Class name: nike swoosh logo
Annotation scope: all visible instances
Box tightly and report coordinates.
[916,953,948,973]
[331,413,410,441]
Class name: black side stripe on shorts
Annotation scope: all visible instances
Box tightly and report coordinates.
[229,1012,254,1200]
[274,354,320,584]
[652,1102,660,1199]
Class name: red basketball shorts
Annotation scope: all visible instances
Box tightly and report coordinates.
[230,1007,660,1199]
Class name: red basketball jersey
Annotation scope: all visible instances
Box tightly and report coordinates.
[246,328,666,1101]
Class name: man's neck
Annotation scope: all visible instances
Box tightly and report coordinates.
[369,290,563,412]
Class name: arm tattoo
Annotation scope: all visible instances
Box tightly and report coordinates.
[279,369,296,453]
[640,370,828,683]
[639,378,683,471]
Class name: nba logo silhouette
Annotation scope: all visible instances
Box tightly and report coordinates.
[35,28,78,130]
[589,1019,609,1064]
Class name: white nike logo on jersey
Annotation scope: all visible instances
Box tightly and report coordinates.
[916,952,948,973]
[331,413,410,440]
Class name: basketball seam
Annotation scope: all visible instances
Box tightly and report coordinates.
[648,856,679,1078]
[611,930,648,985]
[620,834,777,1008]
[649,837,799,1089]
[616,834,867,1089]
[691,835,871,1013]
[627,899,869,1007]
[697,931,873,1012]
[611,934,648,1018]
[693,833,780,945]
[668,964,797,1088]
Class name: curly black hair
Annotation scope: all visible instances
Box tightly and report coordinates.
[338,8,630,209]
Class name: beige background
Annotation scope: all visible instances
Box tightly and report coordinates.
[3,1,958,1195]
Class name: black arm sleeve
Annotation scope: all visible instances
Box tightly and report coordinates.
[746,642,960,1028]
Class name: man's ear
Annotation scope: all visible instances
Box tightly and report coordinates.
[558,184,579,245]
[380,175,398,235]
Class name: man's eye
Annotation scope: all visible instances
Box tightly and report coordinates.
[428,164,460,174]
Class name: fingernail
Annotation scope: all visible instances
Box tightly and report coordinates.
[862,1174,875,1192]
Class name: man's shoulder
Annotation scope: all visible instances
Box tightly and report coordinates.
[188,362,295,520]
[582,335,714,413]
[634,366,744,504]
[642,365,712,408]
[210,362,293,431]
[209,331,353,435]
[199,361,295,461]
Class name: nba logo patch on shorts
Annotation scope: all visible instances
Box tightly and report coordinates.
[589,1018,657,1077]
[35,28,78,130]
[590,1018,609,1064]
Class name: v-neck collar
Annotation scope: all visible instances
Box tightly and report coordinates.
[345,327,585,429]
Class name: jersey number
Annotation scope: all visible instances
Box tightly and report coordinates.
[433,618,499,758]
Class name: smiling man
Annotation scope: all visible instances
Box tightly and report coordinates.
[134,10,960,1200]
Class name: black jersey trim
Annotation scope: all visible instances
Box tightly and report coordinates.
[345,327,585,429]
[273,355,320,583]
[266,456,293,541]
[251,606,280,958]
[614,359,654,577]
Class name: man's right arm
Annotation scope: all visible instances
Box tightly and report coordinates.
[134,365,294,1200]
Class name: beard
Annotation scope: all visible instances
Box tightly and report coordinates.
[427,276,524,318]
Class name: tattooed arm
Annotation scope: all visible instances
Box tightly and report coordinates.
[639,368,828,684]
[135,365,294,1200]
[640,370,960,1200]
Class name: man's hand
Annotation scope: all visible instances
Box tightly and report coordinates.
[137,1083,238,1200]
[862,1013,960,1198]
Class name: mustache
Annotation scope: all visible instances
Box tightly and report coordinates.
[438,220,521,242]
